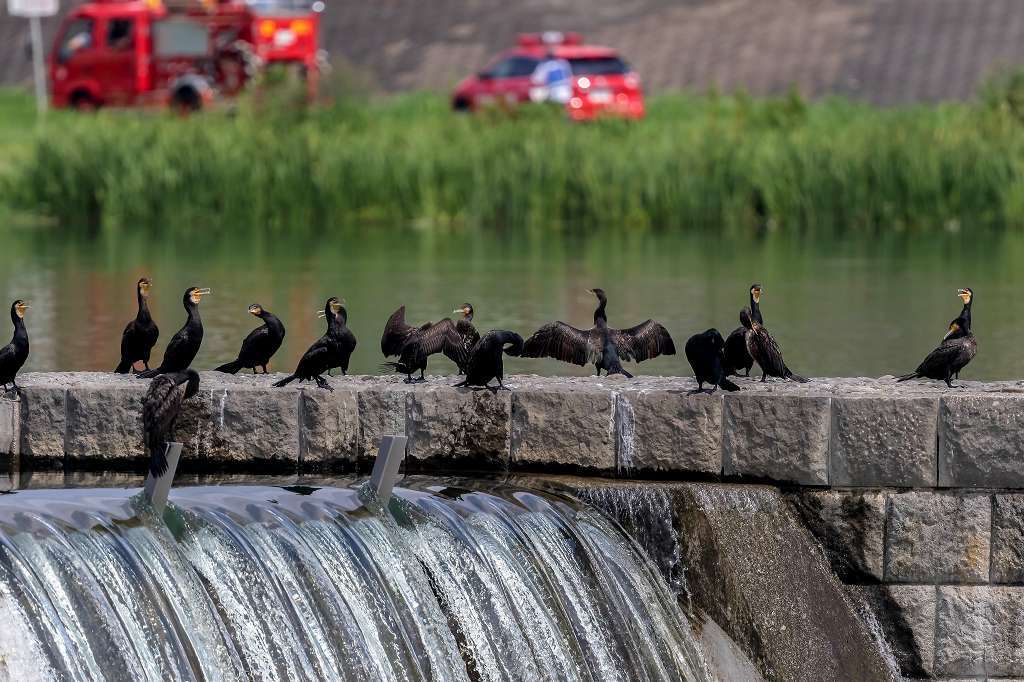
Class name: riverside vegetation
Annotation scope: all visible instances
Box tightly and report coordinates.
[4,76,1024,233]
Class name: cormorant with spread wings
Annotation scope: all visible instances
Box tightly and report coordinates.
[380,305,469,383]
[521,288,675,378]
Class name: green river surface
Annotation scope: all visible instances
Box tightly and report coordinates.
[0,223,1018,381]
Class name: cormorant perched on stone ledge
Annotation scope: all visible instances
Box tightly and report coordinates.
[453,303,480,372]
[380,305,469,382]
[274,297,351,390]
[115,278,159,373]
[741,307,809,383]
[898,289,977,388]
[724,283,762,377]
[143,369,199,477]
[214,304,286,374]
[321,298,357,375]
[685,329,740,394]
[948,287,973,380]
[521,288,675,377]
[454,330,523,391]
[0,300,30,395]
[138,287,210,378]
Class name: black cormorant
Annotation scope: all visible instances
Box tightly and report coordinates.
[521,288,675,377]
[273,297,350,390]
[214,303,286,374]
[453,330,523,391]
[724,283,762,377]
[0,301,30,395]
[898,289,977,388]
[115,278,159,373]
[142,369,199,477]
[138,287,210,378]
[685,329,740,394]
[321,298,357,375]
[380,305,469,382]
[453,303,480,372]
[741,307,809,382]
[948,287,973,379]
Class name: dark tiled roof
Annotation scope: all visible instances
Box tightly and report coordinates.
[3,0,1024,103]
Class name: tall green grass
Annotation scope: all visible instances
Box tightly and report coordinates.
[5,86,1024,234]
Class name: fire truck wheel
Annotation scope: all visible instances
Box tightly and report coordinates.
[171,86,202,114]
[70,91,99,112]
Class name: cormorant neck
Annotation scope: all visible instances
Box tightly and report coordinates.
[960,299,972,327]
[137,290,151,321]
[185,302,201,323]
[593,298,607,324]
[750,294,763,324]
[10,310,25,335]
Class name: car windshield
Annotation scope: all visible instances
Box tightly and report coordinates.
[568,56,629,76]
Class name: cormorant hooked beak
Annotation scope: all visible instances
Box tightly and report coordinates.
[139,279,152,296]
[14,302,29,318]
[190,288,211,304]
[248,304,262,316]
[751,285,762,303]
[958,288,972,304]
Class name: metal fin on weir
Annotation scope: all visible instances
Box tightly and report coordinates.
[143,442,183,513]
[369,435,407,503]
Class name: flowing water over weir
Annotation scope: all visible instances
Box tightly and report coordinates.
[0,480,709,681]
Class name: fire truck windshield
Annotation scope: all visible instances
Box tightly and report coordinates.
[245,0,317,14]
[154,19,209,57]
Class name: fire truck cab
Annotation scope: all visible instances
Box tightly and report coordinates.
[49,0,322,110]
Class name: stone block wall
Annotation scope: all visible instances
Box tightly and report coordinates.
[792,490,1024,680]
[5,372,1024,487]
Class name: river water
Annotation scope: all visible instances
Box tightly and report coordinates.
[0,223,1016,380]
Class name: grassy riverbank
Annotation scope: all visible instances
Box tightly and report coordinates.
[3,84,1024,233]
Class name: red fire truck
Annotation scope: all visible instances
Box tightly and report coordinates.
[48,0,323,110]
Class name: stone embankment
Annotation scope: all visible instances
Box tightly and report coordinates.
[3,371,1024,487]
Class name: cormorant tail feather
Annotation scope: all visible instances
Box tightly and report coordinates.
[272,374,297,388]
[214,359,244,374]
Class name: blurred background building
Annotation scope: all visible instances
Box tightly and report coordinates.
[3,0,1024,103]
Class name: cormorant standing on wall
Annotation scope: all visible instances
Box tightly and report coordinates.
[898,289,977,388]
[949,287,973,379]
[521,288,675,377]
[115,277,159,373]
[741,307,809,382]
[724,283,762,377]
[453,303,480,373]
[453,330,523,391]
[138,287,210,378]
[274,297,348,390]
[143,369,199,477]
[685,329,740,394]
[380,305,469,382]
[322,298,357,375]
[0,301,30,395]
[214,303,286,374]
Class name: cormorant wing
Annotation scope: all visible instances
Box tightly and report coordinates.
[915,337,971,376]
[381,306,414,357]
[417,318,469,368]
[609,320,676,362]
[142,375,186,477]
[750,327,787,375]
[521,322,594,366]
[0,342,17,368]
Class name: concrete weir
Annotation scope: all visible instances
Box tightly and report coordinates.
[4,371,1024,680]
[3,371,1024,486]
